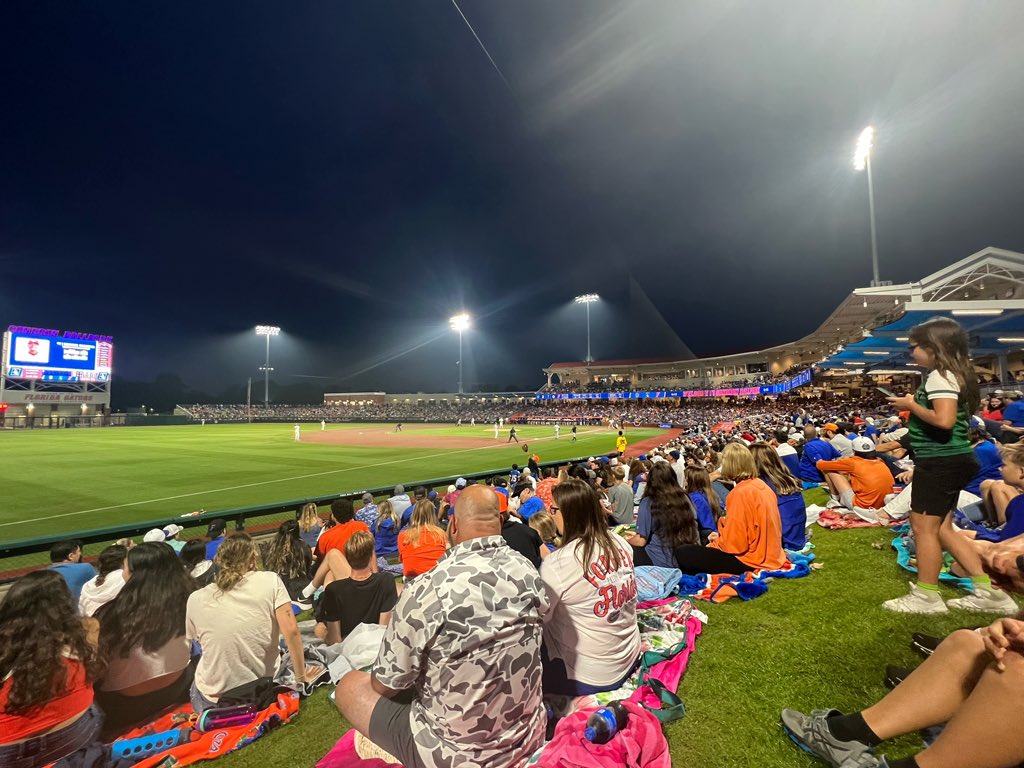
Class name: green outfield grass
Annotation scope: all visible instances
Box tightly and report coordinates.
[0,423,663,541]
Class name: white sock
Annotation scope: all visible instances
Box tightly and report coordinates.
[301,582,317,599]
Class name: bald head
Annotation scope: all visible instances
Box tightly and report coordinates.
[803,424,818,441]
[450,485,501,544]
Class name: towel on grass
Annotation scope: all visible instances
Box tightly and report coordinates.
[677,554,814,603]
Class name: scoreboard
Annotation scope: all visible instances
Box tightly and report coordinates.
[3,325,114,382]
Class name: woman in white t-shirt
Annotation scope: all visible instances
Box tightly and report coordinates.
[185,533,320,713]
[540,478,641,696]
[78,544,128,617]
[95,542,196,735]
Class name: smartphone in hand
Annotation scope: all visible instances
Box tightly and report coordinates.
[876,387,896,398]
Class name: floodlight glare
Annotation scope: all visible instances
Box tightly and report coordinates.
[853,126,874,171]
[255,325,281,336]
[574,293,600,304]
[449,314,471,332]
[573,294,600,362]
[255,325,281,406]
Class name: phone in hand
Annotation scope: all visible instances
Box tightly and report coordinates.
[876,387,896,398]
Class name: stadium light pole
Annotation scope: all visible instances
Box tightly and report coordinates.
[255,325,280,407]
[449,313,470,395]
[853,126,880,286]
[574,293,599,363]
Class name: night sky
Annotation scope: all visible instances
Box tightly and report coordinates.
[4,1,1024,395]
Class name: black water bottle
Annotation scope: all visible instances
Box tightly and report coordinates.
[583,701,629,744]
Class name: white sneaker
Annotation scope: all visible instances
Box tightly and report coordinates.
[882,583,948,614]
[947,588,1019,614]
[851,506,879,524]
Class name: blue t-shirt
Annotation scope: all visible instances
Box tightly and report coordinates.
[206,536,225,562]
[865,424,880,440]
[964,440,1003,496]
[50,562,97,604]
[372,517,400,556]
[688,491,717,534]
[636,497,686,569]
[1003,400,1024,427]
[970,494,1024,543]
[799,438,841,482]
[518,496,546,520]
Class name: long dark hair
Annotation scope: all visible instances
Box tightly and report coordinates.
[262,521,312,581]
[908,317,980,414]
[97,542,196,659]
[684,465,723,521]
[180,539,208,571]
[642,462,699,547]
[95,544,128,587]
[0,570,104,713]
[552,479,624,573]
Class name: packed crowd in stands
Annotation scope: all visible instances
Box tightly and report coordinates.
[540,367,802,395]
[7,318,1024,767]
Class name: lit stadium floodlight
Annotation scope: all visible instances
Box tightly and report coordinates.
[852,126,881,286]
[255,325,281,407]
[574,294,600,363]
[449,314,471,394]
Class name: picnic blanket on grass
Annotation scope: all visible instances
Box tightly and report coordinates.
[890,528,973,591]
[676,553,814,603]
[814,508,900,529]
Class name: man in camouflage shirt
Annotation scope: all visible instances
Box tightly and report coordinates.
[335,485,548,768]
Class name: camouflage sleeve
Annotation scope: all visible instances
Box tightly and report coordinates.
[371,577,441,691]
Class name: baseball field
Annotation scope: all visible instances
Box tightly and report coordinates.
[0,422,667,542]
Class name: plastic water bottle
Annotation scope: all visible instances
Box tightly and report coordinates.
[583,701,629,744]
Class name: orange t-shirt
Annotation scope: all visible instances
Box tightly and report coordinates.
[398,527,447,578]
[708,478,786,570]
[815,457,894,509]
[316,520,370,559]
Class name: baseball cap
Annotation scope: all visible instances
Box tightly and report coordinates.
[669,450,681,460]
[143,528,166,543]
[206,519,227,538]
[455,477,467,489]
[413,486,427,499]
[851,437,875,455]
[587,457,596,463]
[361,492,374,503]
[162,523,183,538]
[823,423,840,432]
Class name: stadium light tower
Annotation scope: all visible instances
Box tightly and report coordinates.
[574,293,599,363]
[853,126,881,286]
[255,325,280,407]
[449,313,470,395]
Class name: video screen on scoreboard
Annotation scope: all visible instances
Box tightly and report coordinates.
[5,329,113,382]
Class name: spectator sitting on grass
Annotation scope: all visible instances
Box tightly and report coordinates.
[749,442,808,550]
[398,500,448,579]
[335,485,548,768]
[541,478,640,696]
[79,544,128,618]
[180,540,215,588]
[684,465,723,544]
[0,571,104,768]
[262,520,313,601]
[370,500,402,559]
[675,442,786,576]
[49,540,96,604]
[204,519,228,561]
[316,498,370,561]
[355,493,379,529]
[298,503,323,550]
[186,533,321,713]
[315,532,399,645]
[95,542,196,736]
[798,424,841,484]
[625,461,699,568]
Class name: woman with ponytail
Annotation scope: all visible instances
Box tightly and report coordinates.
[185,533,319,713]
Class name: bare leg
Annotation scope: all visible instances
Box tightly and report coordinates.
[915,650,1024,768]
[862,629,988,740]
[910,511,944,586]
[940,515,985,577]
[825,472,855,508]
[335,671,381,736]
[987,481,1019,526]
[310,549,352,590]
